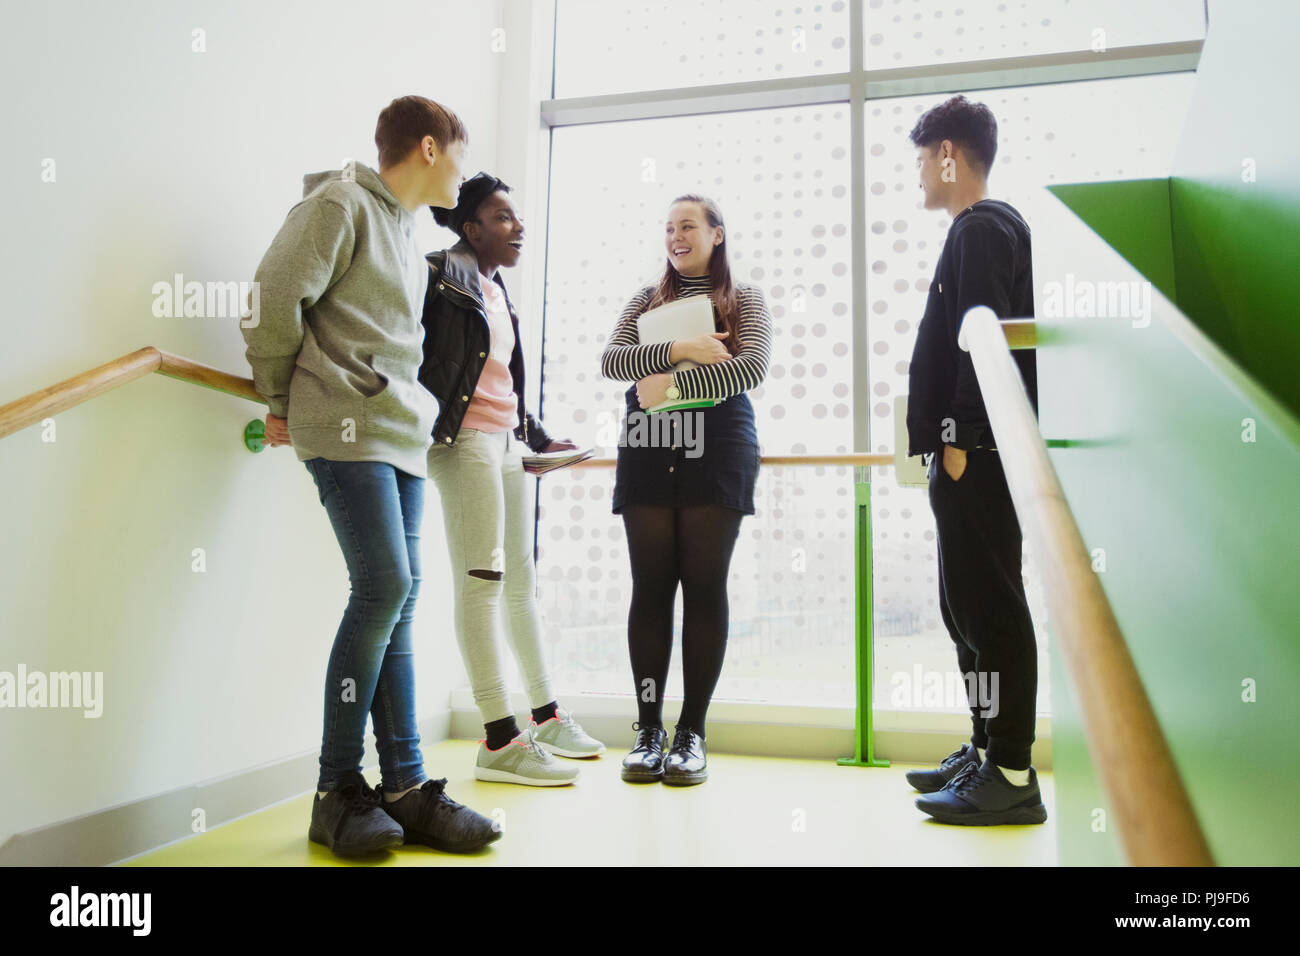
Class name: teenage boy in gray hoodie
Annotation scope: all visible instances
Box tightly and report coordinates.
[242,95,499,857]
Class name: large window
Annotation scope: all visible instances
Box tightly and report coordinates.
[526,0,1204,718]
[862,0,1206,68]
[864,72,1197,714]
[539,105,857,704]
[555,0,852,97]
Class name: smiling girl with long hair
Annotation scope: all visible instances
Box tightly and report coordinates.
[600,193,772,785]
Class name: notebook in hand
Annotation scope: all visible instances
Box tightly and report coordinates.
[635,296,724,414]
[521,448,594,475]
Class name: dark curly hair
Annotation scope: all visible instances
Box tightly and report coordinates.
[908,94,998,177]
[431,172,511,239]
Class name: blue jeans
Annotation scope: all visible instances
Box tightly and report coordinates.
[303,457,429,793]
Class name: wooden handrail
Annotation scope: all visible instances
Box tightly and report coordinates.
[154,351,264,404]
[959,305,1214,866]
[1,319,1034,445]
[1000,318,1037,350]
[0,347,264,441]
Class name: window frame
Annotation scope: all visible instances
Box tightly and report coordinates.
[522,0,1204,735]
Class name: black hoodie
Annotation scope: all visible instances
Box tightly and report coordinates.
[906,198,1038,457]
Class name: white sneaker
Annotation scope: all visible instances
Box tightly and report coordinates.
[531,708,606,758]
[474,727,580,787]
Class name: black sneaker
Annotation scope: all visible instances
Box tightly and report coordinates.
[914,761,1048,826]
[905,742,981,793]
[308,771,405,856]
[377,778,501,853]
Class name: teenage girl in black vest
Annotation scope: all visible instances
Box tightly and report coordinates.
[600,194,772,785]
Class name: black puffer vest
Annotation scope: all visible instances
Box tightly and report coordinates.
[419,238,551,452]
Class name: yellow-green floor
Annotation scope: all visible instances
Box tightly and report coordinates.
[125,739,1056,866]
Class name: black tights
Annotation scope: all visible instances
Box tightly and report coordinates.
[621,504,744,735]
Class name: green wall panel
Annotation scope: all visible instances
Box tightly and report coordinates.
[1037,193,1300,865]
[1166,0,1300,420]
[1048,0,1300,422]
[1048,179,1177,306]
[1049,173,1300,424]
[1168,177,1300,419]
[1035,0,1300,865]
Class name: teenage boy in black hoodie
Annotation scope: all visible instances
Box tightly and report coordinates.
[903,95,1047,826]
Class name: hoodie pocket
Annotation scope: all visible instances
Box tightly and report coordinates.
[288,335,360,428]
[363,357,439,445]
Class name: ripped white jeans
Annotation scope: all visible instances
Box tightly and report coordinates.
[426,427,554,723]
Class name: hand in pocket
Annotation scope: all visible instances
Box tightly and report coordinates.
[941,444,967,482]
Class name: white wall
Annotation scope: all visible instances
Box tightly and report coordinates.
[0,0,555,845]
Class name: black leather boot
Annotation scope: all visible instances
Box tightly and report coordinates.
[621,721,668,782]
[662,724,708,786]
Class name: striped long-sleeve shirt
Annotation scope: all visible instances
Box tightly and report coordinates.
[599,272,773,400]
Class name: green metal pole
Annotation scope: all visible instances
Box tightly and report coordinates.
[839,465,889,768]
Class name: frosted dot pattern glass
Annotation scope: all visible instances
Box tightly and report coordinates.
[534,12,1200,713]
[863,0,1205,69]
[538,104,856,705]
[555,0,851,98]
[866,73,1196,714]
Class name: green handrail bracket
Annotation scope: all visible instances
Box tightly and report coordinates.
[243,419,267,453]
[838,466,889,768]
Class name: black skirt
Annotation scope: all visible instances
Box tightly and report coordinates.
[611,386,760,516]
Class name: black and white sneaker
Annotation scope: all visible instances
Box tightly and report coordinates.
[914,761,1048,826]
[905,742,982,793]
[377,778,502,853]
[308,771,405,856]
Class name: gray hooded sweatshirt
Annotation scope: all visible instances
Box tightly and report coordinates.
[242,163,438,478]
